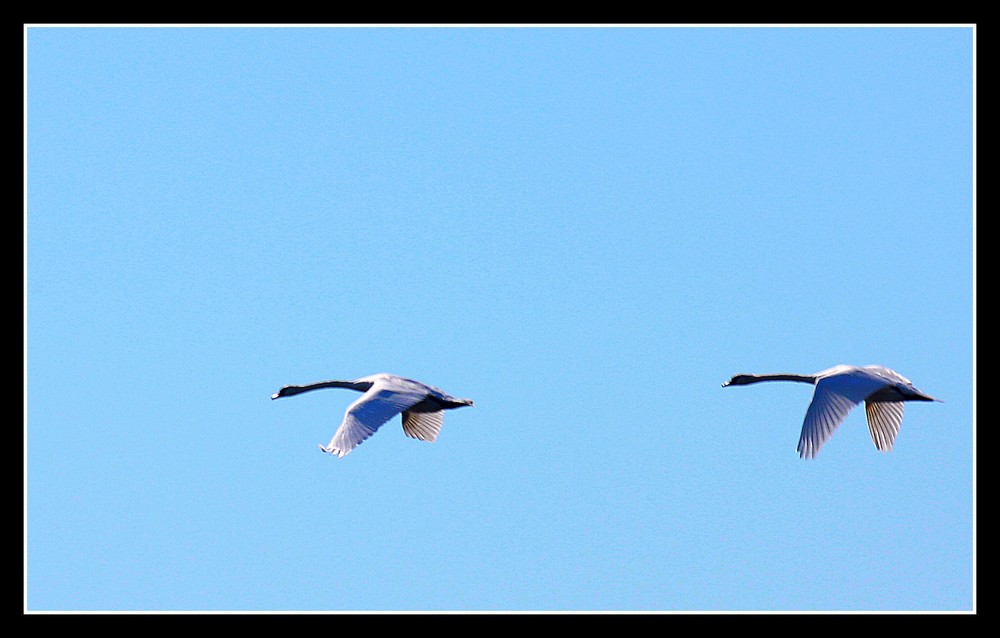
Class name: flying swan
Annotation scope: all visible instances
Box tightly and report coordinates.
[722,365,939,458]
[271,373,474,457]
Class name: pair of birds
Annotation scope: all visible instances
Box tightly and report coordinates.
[272,365,940,459]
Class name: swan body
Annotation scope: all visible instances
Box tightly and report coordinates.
[722,365,939,458]
[271,373,474,458]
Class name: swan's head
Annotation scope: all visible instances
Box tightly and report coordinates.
[722,374,755,387]
[271,385,305,400]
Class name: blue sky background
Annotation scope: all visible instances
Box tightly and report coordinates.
[25,25,974,612]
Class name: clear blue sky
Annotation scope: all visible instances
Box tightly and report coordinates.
[25,25,974,612]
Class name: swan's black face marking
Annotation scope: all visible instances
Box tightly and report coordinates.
[271,387,295,399]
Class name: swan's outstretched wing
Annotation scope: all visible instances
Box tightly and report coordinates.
[402,410,444,442]
[797,390,859,459]
[865,401,904,452]
[321,382,425,458]
[797,372,889,458]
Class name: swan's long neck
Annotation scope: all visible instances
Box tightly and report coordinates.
[749,374,815,384]
[272,380,374,399]
[724,373,817,387]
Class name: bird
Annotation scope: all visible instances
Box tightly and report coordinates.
[722,365,940,458]
[271,373,474,458]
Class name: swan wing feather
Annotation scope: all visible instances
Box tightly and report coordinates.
[797,370,892,458]
[865,401,905,452]
[402,410,445,442]
[321,380,426,457]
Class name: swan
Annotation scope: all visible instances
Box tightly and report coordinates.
[271,373,474,457]
[722,365,940,458]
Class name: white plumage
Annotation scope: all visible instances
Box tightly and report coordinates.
[272,373,474,458]
[722,365,940,458]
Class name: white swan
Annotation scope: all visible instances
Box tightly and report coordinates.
[271,373,474,457]
[722,365,940,458]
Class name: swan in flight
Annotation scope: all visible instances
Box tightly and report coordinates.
[271,373,474,457]
[722,365,940,458]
